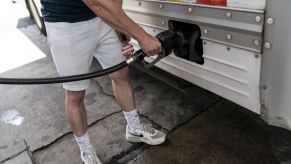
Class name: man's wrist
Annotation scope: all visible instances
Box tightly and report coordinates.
[135,31,148,45]
[126,23,146,43]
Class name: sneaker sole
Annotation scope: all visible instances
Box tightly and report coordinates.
[126,136,165,145]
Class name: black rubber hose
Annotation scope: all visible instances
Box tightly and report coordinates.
[0,49,145,85]
[0,30,174,85]
[0,61,128,85]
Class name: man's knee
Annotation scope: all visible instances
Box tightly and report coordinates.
[66,90,86,104]
[109,66,129,83]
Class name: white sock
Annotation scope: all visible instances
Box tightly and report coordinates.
[74,132,93,152]
[123,109,141,132]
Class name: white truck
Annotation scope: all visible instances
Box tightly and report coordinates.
[25,0,291,131]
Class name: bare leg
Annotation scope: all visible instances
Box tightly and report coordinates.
[110,67,166,145]
[65,90,87,137]
[109,66,135,112]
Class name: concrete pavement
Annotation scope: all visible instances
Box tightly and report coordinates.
[0,1,291,164]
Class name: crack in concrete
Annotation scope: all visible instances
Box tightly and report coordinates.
[1,150,28,164]
[140,114,169,133]
[106,144,147,164]
[115,146,148,164]
[30,81,119,155]
[29,78,222,164]
[108,98,223,163]
[1,140,29,163]
[31,110,122,154]
[168,98,222,134]
[105,113,171,163]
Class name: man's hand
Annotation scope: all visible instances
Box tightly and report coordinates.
[139,34,162,56]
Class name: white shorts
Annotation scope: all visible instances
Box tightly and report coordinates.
[45,17,125,91]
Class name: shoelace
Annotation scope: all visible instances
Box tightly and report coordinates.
[82,152,96,164]
[139,124,155,136]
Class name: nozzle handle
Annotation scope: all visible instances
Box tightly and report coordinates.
[141,49,166,69]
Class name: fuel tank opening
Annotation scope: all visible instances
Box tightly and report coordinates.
[169,20,204,65]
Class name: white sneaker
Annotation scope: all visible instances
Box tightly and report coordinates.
[81,147,102,164]
[126,124,166,145]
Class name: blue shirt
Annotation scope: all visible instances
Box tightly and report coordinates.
[41,0,96,23]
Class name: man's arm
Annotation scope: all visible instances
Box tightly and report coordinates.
[83,0,161,56]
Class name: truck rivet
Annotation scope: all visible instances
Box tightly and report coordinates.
[255,16,262,23]
[255,54,259,58]
[160,4,164,9]
[264,42,272,49]
[226,34,232,40]
[253,39,260,46]
[138,1,141,6]
[203,29,209,34]
[267,17,274,25]
[188,7,192,13]
[161,21,166,25]
[226,12,232,18]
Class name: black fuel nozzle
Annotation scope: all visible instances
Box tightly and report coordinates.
[156,29,175,57]
[131,30,175,69]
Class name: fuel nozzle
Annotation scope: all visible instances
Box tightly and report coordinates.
[156,29,175,57]
[128,30,175,69]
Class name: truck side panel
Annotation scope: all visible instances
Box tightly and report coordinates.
[124,0,263,113]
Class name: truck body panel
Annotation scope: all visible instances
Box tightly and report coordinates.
[124,0,291,130]
[125,0,263,113]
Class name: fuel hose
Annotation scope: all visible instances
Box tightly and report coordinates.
[0,29,175,85]
[0,50,144,85]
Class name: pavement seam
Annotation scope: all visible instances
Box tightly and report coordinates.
[31,110,122,154]
[0,140,29,164]
[30,80,222,163]
[168,98,222,134]
[30,79,160,162]
[140,114,169,132]
[0,150,27,164]
[108,99,223,163]
[31,81,119,154]
[139,97,223,134]
[105,114,164,163]
[105,144,147,164]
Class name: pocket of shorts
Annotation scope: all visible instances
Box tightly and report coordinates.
[44,22,52,44]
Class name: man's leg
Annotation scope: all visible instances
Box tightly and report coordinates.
[65,90,92,151]
[65,90,101,164]
[45,19,102,163]
[94,18,166,145]
[109,67,141,130]
[109,67,135,112]
[109,67,166,145]
[65,90,87,137]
